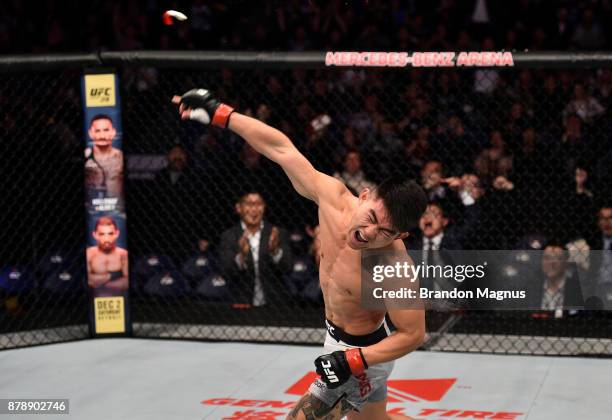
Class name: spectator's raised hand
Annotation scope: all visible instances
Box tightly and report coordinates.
[442,176,462,190]
[493,176,514,191]
[461,174,485,201]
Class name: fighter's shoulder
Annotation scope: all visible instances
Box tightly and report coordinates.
[316,173,352,209]
[86,246,97,257]
[111,148,123,157]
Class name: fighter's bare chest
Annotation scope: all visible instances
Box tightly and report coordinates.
[318,220,361,297]
[91,253,113,266]
[98,155,122,171]
[90,252,122,268]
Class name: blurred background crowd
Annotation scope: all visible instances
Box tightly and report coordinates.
[0,0,611,313]
[2,0,612,53]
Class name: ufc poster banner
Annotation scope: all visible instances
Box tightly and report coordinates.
[81,71,129,335]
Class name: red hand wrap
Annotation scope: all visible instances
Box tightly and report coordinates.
[346,348,368,374]
[212,103,235,128]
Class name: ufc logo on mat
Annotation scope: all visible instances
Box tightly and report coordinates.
[321,360,339,383]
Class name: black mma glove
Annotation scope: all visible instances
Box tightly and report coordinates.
[314,348,368,389]
[178,89,235,128]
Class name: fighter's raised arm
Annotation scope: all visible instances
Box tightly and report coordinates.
[172,89,347,206]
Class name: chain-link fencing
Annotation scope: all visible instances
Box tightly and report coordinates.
[1,52,611,354]
[0,70,90,349]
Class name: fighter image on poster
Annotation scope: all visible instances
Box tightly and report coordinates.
[84,113,124,200]
[86,216,128,297]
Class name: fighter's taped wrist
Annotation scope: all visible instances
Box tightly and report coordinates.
[345,348,368,374]
[109,271,123,281]
[212,103,235,128]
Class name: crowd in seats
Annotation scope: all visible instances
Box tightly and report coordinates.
[1,164,609,315]
[124,61,611,311]
[129,188,322,307]
[4,78,611,313]
[0,251,86,315]
[2,1,611,53]
[2,1,612,315]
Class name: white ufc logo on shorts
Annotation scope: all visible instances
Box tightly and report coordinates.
[321,360,339,383]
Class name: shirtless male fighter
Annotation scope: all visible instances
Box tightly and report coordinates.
[172,89,427,420]
[85,114,124,199]
[86,216,128,296]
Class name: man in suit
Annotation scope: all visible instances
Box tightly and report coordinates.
[589,204,612,307]
[149,144,208,261]
[590,204,612,253]
[525,242,584,311]
[219,191,293,306]
[405,201,463,306]
[405,201,462,253]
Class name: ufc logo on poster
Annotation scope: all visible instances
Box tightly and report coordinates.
[90,88,111,98]
[320,360,339,383]
[85,74,116,107]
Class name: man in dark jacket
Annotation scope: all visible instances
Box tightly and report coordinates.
[149,144,206,260]
[525,242,584,311]
[588,204,612,308]
[219,191,293,306]
[405,201,463,305]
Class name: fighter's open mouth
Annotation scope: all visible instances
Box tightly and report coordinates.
[355,231,367,243]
